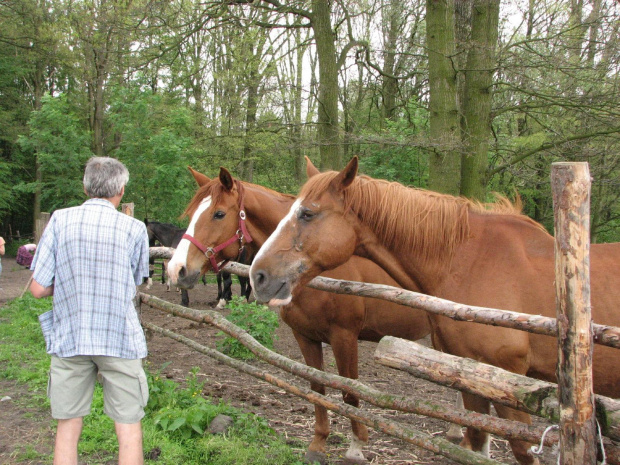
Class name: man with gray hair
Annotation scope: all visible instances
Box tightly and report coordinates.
[30,156,150,465]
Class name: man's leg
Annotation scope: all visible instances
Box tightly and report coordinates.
[53,417,83,465]
[115,421,144,465]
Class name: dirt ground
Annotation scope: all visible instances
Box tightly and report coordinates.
[0,256,554,465]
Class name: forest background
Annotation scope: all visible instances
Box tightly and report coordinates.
[0,0,619,243]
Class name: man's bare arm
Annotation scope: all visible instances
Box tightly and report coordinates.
[30,277,54,298]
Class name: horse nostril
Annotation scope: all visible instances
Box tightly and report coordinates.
[179,266,187,279]
[254,270,266,287]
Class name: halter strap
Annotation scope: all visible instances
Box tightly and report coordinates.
[182,181,253,274]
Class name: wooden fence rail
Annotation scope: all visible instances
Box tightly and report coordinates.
[147,250,620,462]
[141,318,501,465]
[140,293,562,464]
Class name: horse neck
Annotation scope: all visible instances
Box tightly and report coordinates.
[243,186,294,248]
[349,180,469,293]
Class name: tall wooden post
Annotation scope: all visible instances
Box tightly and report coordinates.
[34,212,51,244]
[551,162,596,464]
[121,202,134,217]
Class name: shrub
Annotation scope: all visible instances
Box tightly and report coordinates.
[216,296,279,359]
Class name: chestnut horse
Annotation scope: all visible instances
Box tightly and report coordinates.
[250,156,620,465]
[167,166,435,464]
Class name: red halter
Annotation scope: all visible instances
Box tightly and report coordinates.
[182,183,253,274]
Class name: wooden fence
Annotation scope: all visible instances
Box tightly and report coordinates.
[140,163,619,464]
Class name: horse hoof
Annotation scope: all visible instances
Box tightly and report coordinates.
[343,457,367,465]
[216,298,227,309]
[304,450,326,465]
[446,425,464,443]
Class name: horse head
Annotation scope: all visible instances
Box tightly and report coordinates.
[167,166,251,289]
[250,157,361,305]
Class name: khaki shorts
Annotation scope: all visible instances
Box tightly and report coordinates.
[48,355,149,424]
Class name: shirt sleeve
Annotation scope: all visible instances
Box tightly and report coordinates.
[132,222,150,286]
[31,214,57,287]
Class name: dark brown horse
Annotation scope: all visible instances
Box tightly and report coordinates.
[166,166,434,464]
[249,156,620,465]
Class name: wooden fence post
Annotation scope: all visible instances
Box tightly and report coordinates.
[121,202,134,217]
[551,162,597,464]
[34,212,50,244]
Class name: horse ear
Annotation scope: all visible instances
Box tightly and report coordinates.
[188,166,211,186]
[219,167,234,191]
[332,156,358,191]
[305,156,320,178]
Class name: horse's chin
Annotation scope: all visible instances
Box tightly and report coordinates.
[267,295,292,307]
[174,270,201,290]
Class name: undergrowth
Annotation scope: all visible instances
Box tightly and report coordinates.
[0,295,305,464]
[216,295,280,359]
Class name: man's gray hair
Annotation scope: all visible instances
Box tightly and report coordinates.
[83,157,129,198]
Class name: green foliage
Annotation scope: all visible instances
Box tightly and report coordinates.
[17,94,93,212]
[0,295,52,394]
[147,366,230,439]
[0,295,304,464]
[357,102,429,187]
[108,83,197,224]
[3,238,32,257]
[216,296,279,360]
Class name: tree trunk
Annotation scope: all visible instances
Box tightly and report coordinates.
[459,0,499,201]
[426,0,461,195]
[381,0,401,123]
[311,0,341,170]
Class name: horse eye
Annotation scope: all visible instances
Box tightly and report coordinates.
[298,208,315,221]
[213,211,225,220]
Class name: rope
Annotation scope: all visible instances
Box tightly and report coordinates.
[530,425,559,460]
[531,422,607,464]
[597,419,607,465]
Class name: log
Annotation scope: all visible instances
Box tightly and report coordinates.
[142,321,504,465]
[217,260,620,350]
[140,293,559,447]
[149,250,620,350]
[376,337,559,420]
[552,162,596,464]
[374,336,620,443]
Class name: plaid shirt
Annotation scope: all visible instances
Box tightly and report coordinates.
[31,199,150,359]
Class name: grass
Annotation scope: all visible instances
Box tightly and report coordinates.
[0,295,306,464]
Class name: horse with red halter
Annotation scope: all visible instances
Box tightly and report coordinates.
[145,219,250,307]
[166,166,435,464]
[249,156,620,465]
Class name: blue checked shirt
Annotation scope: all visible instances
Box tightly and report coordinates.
[31,198,150,359]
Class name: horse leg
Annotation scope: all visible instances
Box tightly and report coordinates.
[493,404,539,465]
[460,392,492,456]
[330,329,368,464]
[181,289,189,307]
[223,272,233,301]
[215,272,231,308]
[216,272,223,304]
[291,331,329,465]
[163,260,171,291]
[239,275,252,301]
[446,392,465,441]
[146,259,154,289]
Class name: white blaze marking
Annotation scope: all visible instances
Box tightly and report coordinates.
[250,198,302,289]
[167,196,212,282]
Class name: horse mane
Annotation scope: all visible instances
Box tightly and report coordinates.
[300,172,545,263]
[183,177,295,218]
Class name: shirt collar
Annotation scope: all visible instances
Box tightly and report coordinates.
[84,198,117,209]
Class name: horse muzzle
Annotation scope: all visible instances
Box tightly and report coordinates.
[250,269,294,305]
[168,262,201,290]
